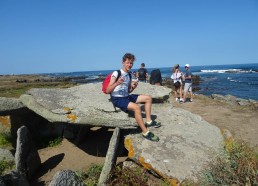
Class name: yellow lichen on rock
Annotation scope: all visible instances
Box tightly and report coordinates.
[139,156,179,186]
[220,128,234,151]
[124,138,134,158]
[67,113,77,122]
[0,116,11,128]
[64,107,71,111]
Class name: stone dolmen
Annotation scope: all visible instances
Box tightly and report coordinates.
[0,82,226,185]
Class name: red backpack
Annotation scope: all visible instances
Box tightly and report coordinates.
[102,70,121,94]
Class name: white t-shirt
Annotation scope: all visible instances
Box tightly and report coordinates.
[111,69,131,97]
[171,72,182,83]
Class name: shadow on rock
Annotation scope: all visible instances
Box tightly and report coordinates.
[77,127,128,157]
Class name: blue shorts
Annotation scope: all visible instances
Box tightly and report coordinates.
[111,94,139,113]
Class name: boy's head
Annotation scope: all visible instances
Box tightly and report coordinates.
[122,53,135,72]
[122,53,135,62]
[141,63,145,67]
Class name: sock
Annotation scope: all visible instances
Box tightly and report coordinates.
[142,131,150,136]
[146,120,152,124]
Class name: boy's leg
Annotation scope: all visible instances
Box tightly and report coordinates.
[127,102,148,133]
[136,94,152,122]
[127,101,159,141]
[136,94,161,128]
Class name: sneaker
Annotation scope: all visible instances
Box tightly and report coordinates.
[143,131,159,142]
[179,98,184,103]
[175,98,179,102]
[145,120,161,128]
[190,99,193,102]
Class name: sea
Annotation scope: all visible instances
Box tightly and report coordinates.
[46,63,258,101]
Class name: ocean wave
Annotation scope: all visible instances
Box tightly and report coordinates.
[84,75,100,79]
[201,69,255,73]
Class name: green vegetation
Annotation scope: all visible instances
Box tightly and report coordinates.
[183,139,258,186]
[108,163,170,186]
[0,158,15,176]
[0,132,12,148]
[76,164,103,186]
[76,163,170,186]
[0,82,76,98]
[47,137,63,147]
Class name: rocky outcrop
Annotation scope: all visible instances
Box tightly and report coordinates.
[211,94,258,109]
[124,103,225,183]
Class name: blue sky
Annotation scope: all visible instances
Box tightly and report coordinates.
[0,0,258,74]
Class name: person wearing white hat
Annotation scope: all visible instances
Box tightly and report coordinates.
[183,64,193,102]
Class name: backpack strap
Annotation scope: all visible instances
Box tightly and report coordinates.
[116,70,121,82]
[128,71,132,81]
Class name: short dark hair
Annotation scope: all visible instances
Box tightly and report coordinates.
[141,63,145,67]
[123,53,135,62]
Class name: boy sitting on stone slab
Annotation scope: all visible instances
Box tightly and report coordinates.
[106,53,161,141]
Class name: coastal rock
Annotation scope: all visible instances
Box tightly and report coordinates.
[124,103,225,183]
[19,82,172,128]
[211,94,258,109]
[0,97,27,115]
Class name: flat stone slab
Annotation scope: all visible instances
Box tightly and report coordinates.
[19,82,171,128]
[124,103,225,183]
[0,97,26,115]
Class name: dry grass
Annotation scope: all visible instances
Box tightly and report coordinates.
[198,140,258,186]
[108,162,170,186]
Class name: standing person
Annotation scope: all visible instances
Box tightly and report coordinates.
[183,64,193,102]
[106,53,161,141]
[171,64,184,102]
[137,63,148,82]
[149,69,162,86]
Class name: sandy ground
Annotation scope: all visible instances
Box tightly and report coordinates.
[171,94,258,149]
[29,127,128,186]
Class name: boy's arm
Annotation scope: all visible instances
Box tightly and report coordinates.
[106,76,123,94]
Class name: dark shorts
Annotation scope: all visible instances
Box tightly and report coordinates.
[111,94,139,113]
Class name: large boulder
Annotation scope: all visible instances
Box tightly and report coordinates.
[124,103,225,183]
[19,82,172,128]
